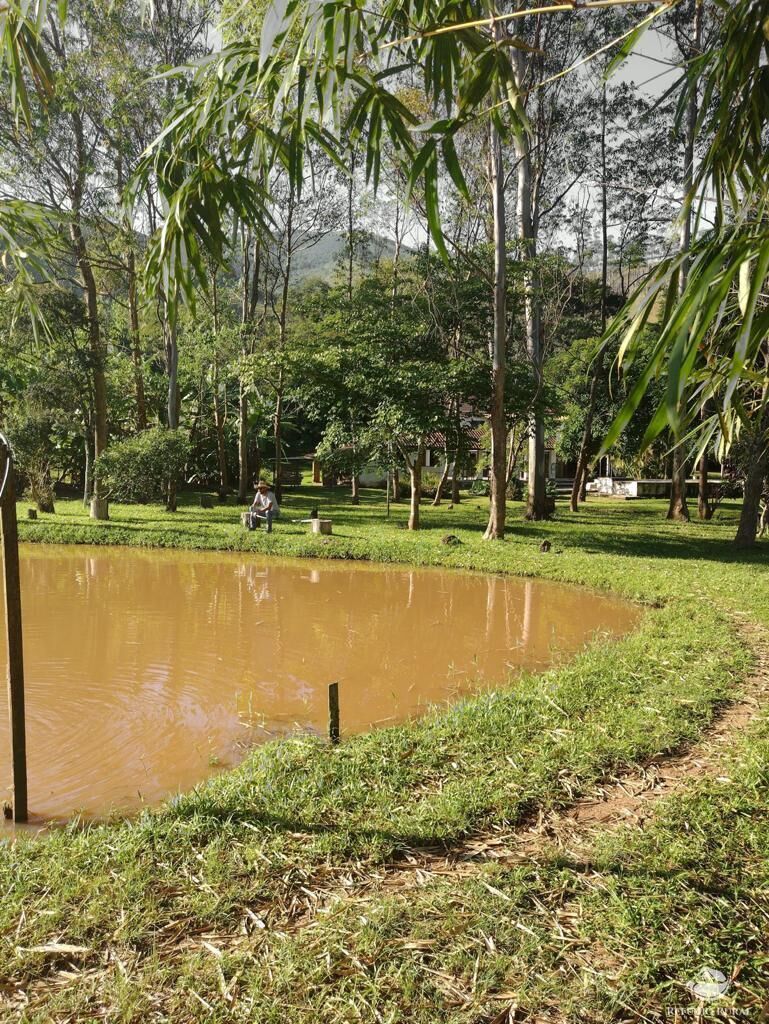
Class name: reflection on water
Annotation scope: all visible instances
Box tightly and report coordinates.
[0,545,639,822]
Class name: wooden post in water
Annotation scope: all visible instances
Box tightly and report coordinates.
[328,682,340,745]
[0,434,28,823]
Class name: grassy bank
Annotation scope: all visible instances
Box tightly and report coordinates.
[3,490,768,1021]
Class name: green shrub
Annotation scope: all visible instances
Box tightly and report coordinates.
[507,477,524,501]
[9,410,57,513]
[95,429,190,503]
[420,469,443,496]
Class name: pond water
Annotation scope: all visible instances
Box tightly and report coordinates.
[0,545,640,823]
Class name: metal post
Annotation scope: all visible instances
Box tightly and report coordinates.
[328,682,340,745]
[0,435,28,823]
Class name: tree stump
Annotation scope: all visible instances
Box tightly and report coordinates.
[540,540,551,552]
[312,519,332,535]
[200,495,214,509]
[90,497,109,520]
[26,509,37,521]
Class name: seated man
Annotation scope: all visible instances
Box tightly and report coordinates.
[247,480,280,533]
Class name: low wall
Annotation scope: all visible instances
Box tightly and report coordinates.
[587,477,720,499]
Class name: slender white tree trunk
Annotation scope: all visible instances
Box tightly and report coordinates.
[483,114,507,540]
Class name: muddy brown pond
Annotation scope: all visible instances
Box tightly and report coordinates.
[0,545,640,823]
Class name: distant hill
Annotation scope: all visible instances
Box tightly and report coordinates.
[291,231,415,282]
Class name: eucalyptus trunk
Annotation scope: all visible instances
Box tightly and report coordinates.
[273,185,293,504]
[665,0,702,526]
[432,457,451,507]
[70,214,108,521]
[735,420,768,547]
[483,114,507,541]
[516,143,545,520]
[391,468,401,503]
[408,444,424,531]
[347,148,356,301]
[273,385,283,502]
[70,107,108,519]
[735,458,767,547]
[82,423,92,508]
[570,86,608,514]
[698,453,712,519]
[570,352,605,513]
[164,306,180,512]
[213,354,228,493]
[451,408,462,504]
[238,388,249,502]
[667,448,690,521]
[127,249,148,431]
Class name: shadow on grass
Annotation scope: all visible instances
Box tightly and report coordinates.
[157,795,465,854]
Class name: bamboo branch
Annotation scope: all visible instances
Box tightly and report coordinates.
[380,0,678,52]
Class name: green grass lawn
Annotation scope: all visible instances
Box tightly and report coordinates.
[2,489,768,1021]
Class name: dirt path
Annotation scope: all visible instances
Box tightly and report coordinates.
[272,617,769,929]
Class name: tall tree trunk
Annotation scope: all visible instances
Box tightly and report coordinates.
[667,447,690,521]
[483,112,507,541]
[127,249,148,431]
[70,217,108,521]
[735,450,768,547]
[516,147,545,520]
[213,353,228,492]
[351,474,360,504]
[116,153,147,433]
[570,86,609,514]
[408,444,424,531]
[666,0,702,526]
[347,148,356,302]
[70,104,107,517]
[679,0,702,288]
[238,388,249,502]
[570,352,605,513]
[163,304,179,512]
[451,407,462,504]
[82,428,92,508]
[164,308,179,429]
[273,384,283,502]
[391,187,402,305]
[734,406,768,547]
[238,231,261,502]
[273,182,294,505]
[512,49,545,521]
[211,264,228,494]
[432,456,451,506]
[599,83,609,335]
[698,451,711,519]
[391,468,401,502]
